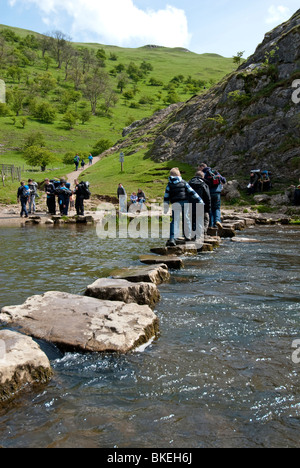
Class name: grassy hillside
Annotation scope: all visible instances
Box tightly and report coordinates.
[0,24,236,204]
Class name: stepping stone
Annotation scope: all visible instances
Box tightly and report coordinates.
[85,278,160,308]
[111,264,170,285]
[0,292,159,354]
[139,255,183,269]
[0,329,52,403]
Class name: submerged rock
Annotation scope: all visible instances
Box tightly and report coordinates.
[0,329,52,403]
[0,292,159,354]
[85,278,160,308]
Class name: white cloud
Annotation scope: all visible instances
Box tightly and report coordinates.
[266,5,290,24]
[9,0,191,48]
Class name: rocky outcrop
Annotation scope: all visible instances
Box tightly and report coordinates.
[116,10,300,184]
[85,278,160,308]
[0,330,52,402]
[0,292,159,354]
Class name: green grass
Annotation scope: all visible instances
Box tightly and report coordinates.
[79,149,196,201]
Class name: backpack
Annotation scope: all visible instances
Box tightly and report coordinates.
[205,169,221,189]
[28,183,37,195]
[21,185,30,198]
[78,181,91,200]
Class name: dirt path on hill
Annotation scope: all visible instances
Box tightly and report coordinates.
[66,156,102,188]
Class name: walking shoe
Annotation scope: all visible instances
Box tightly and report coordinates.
[215,221,223,230]
[166,239,176,247]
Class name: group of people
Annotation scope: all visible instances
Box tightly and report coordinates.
[44,178,91,216]
[74,154,94,171]
[17,179,39,218]
[115,163,226,247]
[117,184,147,213]
[163,164,226,246]
[247,170,272,195]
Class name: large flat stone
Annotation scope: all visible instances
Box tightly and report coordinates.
[0,292,159,354]
[85,278,160,308]
[111,264,170,285]
[0,329,52,403]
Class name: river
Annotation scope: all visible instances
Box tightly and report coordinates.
[0,223,299,448]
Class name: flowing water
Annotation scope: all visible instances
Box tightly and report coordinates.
[0,223,299,448]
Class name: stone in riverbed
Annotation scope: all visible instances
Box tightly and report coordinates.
[111,264,170,285]
[139,255,183,270]
[0,292,159,354]
[85,278,160,308]
[0,329,52,403]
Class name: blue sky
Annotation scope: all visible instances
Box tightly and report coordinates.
[1,0,299,57]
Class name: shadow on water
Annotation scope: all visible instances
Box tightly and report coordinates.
[0,224,299,448]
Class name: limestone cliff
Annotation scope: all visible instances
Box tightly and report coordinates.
[118,10,300,183]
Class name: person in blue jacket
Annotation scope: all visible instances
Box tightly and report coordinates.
[164,167,204,246]
[198,163,226,229]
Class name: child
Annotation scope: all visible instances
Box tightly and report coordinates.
[130,192,138,204]
[164,168,204,246]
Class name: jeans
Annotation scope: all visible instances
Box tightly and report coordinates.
[20,197,28,217]
[170,201,191,240]
[209,193,221,227]
[28,195,36,213]
[191,202,205,242]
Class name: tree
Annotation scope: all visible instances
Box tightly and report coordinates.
[10,87,26,116]
[79,108,91,124]
[117,72,129,93]
[23,131,46,149]
[23,145,55,171]
[83,70,110,114]
[233,51,245,67]
[32,100,56,123]
[62,110,78,129]
[35,72,57,95]
[49,31,72,69]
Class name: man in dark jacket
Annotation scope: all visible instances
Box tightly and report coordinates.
[164,167,204,246]
[198,163,226,229]
[17,181,29,218]
[189,170,211,236]
[74,179,85,216]
[44,178,56,215]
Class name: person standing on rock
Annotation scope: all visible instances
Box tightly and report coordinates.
[74,179,85,216]
[189,170,211,236]
[28,178,38,214]
[44,179,56,215]
[117,183,127,213]
[17,181,29,218]
[164,167,204,246]
[198,163,226,229]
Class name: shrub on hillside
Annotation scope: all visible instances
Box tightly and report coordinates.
[91,139,113,156]
[23,145,56,171]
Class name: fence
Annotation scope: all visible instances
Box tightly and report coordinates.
[1,164,22,187]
